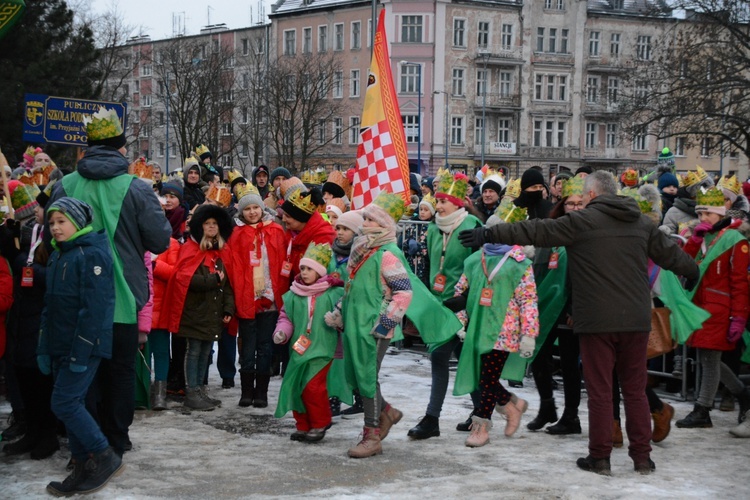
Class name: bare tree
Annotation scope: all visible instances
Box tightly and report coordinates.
[618,1,750,159]
[264,52,353,169]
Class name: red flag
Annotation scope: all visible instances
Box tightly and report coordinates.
[351,9,410,209]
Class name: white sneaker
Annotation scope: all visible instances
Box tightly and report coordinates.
[729,411,750,438]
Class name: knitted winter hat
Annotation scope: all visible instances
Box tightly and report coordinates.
[336,210,364,234]
[270,167,292,185]
[575,166,593,177]
[657,172,679,191]
[8,180,39,220]
[237,184,264,215]
[326,198,347,218]
[299,242,332,278]
[521,168,546,191]
[161,182,184,202]
[481,174,506,196]
[84,107,126,149]
[47,197,93,230]
[695,187,726,216]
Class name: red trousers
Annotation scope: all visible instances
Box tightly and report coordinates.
[579,332,651,464]
[292,361,332,431]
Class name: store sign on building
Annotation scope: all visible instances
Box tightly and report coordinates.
[490,142,516,155]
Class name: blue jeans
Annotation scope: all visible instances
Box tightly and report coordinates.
[185,338,213,389]
[52,357,109,460]
[148,329,171,382]
[238,312,278,375]
[216,328,237,381]
[426,335,480,418]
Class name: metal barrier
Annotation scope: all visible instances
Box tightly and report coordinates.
[397,219,431,286]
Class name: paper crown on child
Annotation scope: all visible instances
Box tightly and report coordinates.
[206,185,232,208]
[22,146,42,169]
[621,169,639,187]
[435,172,469,207]
[83,107,125,145]
[420,192,437,209]
[619,187,653,214]
[682,165,708,188]
[369,190,407,223]
[718,174,741,196]
[299,242,333,278]
[132,157,153,180]
[18,167,51,188]
[227,169,247,190]
[194,144,211,161]
[8,180,40,220]
[695,187,725,208]
[323,170,351,199]
[561,176,585,198]
[493,197,528,224]
[284,188,318,219]
[504,178,522,199]
[236,183,259,201]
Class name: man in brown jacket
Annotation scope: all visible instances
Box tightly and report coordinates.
[458,170,699,476]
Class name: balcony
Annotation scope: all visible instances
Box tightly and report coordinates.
[582,96,621,116]
[586,57,630,73]
[473,93,522,110]
[474,48,524,66]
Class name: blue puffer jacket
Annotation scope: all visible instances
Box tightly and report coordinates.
[38,229,115,364]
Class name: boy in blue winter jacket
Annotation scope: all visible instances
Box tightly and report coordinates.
[37,197,122,496]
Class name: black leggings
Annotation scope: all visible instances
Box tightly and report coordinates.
[475,350,512,419]
[531,326,581,415]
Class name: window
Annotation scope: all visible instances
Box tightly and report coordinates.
[607,77,619,104]
[585,123,597,149]
[157,80,164,96]
[142,64,152,76]
[497,118,511,142]
[240,142,249,158]
[533,121,542,147]
[221,90,234,103]
[635,80,649,103]
[158,142,164,157]
[499,71,512,97]
[242,73,249,89]
[477,21,489,49]
[536,28,545,52]
[241,107,248,124]
[284,30,296,56]
[122,55,131,69]
[452,68,465,96]
[333,117,343,144]
[545,0,565,8]
[139,124,149,138]
[317,119,326,145]
[474,117,484,145]
[586,76,599,103]
[501,24,513,50]
[534,73,567,101]
[700,137,712,157]
[589,31,600,57]
[560,29,569,53]
[632,126,647,151]
[318,25,327,52]
[350,69,360,97]
[285,75,296,101]
[679,59,689,79]
[142,94,152,107]
[675,137,685,156]
[401,15,423,43]
[333,71,343,98]
[303,27,312,54]
[157,111,164,126]
[450,116,464,145]
[367,19,372,48]
[454,18,466,47]
[606,123,618,148]
[213,39,219,53]
[170,143,177,158]
[400,64,419,93]
[222,123,233,136]
[349,117,360,144]
[476,69,488,96]
[351,21,361,50]
[283,119,292,146]
[548,28,557,53]
[533,119,567,147]
[334,23,344,51]
[610,33,621,57]
[637,35,652,61]
[255,37,265,54]
[402,115,420,143]
[225,56,235,68]
[242,38,249,55]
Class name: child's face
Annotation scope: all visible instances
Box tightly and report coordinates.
[48,211,77,242]
[661,185,678,195]
[322,192,334,204]
[243,204,263,224]
[203,218,219,238]
[164,193,179,210]
[34,205,45,224]
[436,198,458,216]
[335,225,356,245]
[299,264,320,285]
[418,205,433,221]
[697,211,722,226]
[362,215,379,229]
[327,211,339,226]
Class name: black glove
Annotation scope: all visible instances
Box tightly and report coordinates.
[443,294,468,313]
[683,276,698,292]
[458,228,487,248]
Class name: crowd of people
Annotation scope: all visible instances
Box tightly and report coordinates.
[1,110,750,495]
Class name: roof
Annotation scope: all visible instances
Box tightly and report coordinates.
[271,0,370,16]
[588,0,672,16]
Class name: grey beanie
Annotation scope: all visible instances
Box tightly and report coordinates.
[47,197,94,230]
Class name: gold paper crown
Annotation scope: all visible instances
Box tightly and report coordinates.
[420,193,437,208]
[83,107,124,141]
[561,176,585,198]
[287,188,317,215]
[302,242,333,269]
[184,157,199,169]
[315,167,327,185]
[505,178,521,199]
[280,176,306,199]
[236,183,260,201]
[194,144,210,157]
[132,158,153,180]
[206,185,232,208]
[695,187,725,208]
[436,172,469,201]
[371,190,407,222]
[227,169,243,183]
[619,188,652,214]
[495,198,528,223]
[718,175,741,196]
[682,166,708,187]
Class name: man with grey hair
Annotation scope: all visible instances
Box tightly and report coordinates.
[458,170,699,476]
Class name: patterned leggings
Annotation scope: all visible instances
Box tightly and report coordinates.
[475,350,512,420]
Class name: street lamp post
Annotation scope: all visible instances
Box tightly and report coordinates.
[165,73,170,174]
[400,61,421,174]
[433,90,449,169]
[479,51,490,167]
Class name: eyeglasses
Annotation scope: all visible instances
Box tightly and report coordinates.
[564,202,585,209]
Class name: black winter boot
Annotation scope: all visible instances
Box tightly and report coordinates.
[239,372,255,407]
[330,397,341,416]
[407,414,440,440]
[74,447,124,495]
[676,403,713,428]
[456,411,474,432]
[253,374,270,408]
[2,432,37,455]
[341,391,364,417]
[46,458,87,496]
[527,398,557,431]
[546,410,582,435]
[735,388,750,424]
[1,410,27,441]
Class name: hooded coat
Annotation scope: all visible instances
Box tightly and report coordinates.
[485,194,699,334]
[659,190,697,235]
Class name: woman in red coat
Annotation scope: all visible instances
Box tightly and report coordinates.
[676,187,750,429]
[227,185,290,408]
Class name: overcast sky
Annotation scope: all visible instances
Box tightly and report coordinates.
[89,0,274,41]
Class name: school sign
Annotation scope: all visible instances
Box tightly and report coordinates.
[23,94,127,147]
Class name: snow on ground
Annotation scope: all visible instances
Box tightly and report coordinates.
[1,347,747,499]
